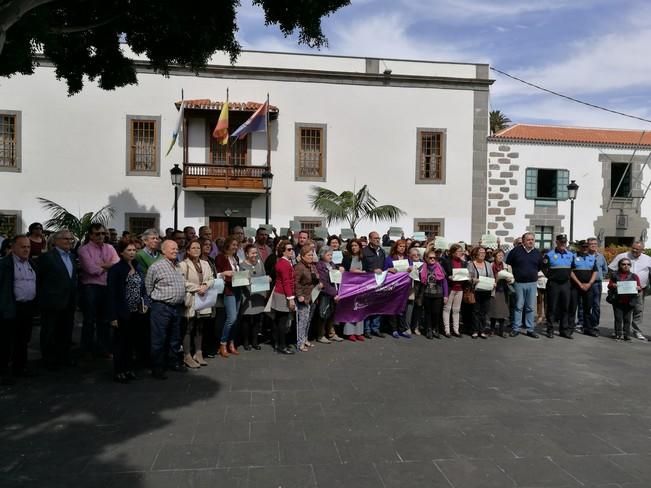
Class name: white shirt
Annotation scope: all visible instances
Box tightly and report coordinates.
[609,251,651,287]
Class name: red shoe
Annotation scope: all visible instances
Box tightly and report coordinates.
[347,335,357,342]
[355,334,365,341]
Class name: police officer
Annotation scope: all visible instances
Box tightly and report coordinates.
[542,234,575,339]
[570,240,599,337]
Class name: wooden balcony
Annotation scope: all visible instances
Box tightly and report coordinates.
[183,163,266,191]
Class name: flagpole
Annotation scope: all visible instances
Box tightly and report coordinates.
[226,88,231,166]
[266,93,270,169]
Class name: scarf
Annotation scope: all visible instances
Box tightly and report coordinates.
[492,261,504,277]
[420,262,445,282]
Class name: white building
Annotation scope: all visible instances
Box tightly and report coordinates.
[487,124,651,247]
[0,50,492,241]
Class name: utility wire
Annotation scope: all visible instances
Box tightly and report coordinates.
[490,66,651,125]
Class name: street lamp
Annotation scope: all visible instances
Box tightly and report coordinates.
[170,164,183,230]
[261,168,274,225]
[567,179,579,243]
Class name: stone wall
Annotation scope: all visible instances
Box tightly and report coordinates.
[486,145,519,242]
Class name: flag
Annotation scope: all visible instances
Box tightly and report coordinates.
[213,100,229,144]
[231,101,268,140]
[165,100,184,157]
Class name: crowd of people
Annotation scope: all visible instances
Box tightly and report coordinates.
[0,222,649,385]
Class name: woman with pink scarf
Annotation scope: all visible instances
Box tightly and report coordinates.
[419,250,449,339]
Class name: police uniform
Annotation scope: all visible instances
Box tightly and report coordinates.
[570,246,599,336]
[542,235,575,338]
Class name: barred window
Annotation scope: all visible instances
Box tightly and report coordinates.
[210,136,248,165]
[0,213,19,238]
[126,213,159,237]
[297,219,324,238]
[0,114,16,168]
[416,221,442,238]
[295,124,326,181]
[417,130,445,182]
[126,115,160,175]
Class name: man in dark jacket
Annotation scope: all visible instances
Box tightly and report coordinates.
[361,231,387,338]
[38,230,78,369]
[0,236,37,384]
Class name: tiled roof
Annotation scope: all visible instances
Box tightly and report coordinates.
[489,124,651,148]
[175,99,279,113]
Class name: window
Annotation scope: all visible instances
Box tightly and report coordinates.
[209,113,249,165]
[535,225,553,250]
[0,211,20,238]
[416,129,446,183]
[525,168,569,200]
[126,115,160,175]
[126,213,159,237]
[295,123,326,181]
[295,217,325,237]
[414,220,443,238]
[611,162,632,198]
[0,111,20,171]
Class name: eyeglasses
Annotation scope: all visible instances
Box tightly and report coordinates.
[621,263,631,266]
[285,247,293,251]
[427,256,437,260]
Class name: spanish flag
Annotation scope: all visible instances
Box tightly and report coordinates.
[212,97,229,144]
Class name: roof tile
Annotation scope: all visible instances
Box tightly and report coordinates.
[490,124,651,148]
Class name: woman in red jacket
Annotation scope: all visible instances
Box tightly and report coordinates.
[216,236,241,358]
[271,240,296,355]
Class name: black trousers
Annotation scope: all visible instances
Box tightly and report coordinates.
[0,301,35,375]
[241,314,262,347]
[113,313,138,374]
[274,312,291,350]
[40,306,75,367]
[569,285,594,332]
[471,291,491,334]
[545,281,571,334]
[422,296,444,333]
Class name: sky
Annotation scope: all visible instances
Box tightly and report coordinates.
[235,0,651,130]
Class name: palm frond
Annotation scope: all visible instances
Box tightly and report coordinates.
[365,204,406,223]
[38,197,114,241]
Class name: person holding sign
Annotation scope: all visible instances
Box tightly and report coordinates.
[419,250,448,339]
[488,249,512,338]
[294,247,321,352]
[385,239,412,338]
[467,246,495,339]
[271,240,296,355]
[607,259,641,341]
[179,240,215,368]
[239,244,269,351]
[215,236,242,358]
[442,244,466,338]
[316,246,343,343]
[341,239,366,340]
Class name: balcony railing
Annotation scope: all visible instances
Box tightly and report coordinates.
[183,163,265,190]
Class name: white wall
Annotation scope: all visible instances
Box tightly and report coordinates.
[0,60,481,239]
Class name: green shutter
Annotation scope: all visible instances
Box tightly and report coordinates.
[525,168,537,199]
[556,169,569,200]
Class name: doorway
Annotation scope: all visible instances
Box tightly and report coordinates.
[209,217,247,238]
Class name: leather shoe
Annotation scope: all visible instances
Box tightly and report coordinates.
[559,333,573,340]
[371,331,385,338]
[584,330,599,337]
[278,347,295,355]
[546,329,554,339]
[526,331,539,339]
[252,344,262,350]
[363,332,372,339]
[509,330,520,337]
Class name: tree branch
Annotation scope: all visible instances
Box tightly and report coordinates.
[48,14,120,34]
[0,0,57,55]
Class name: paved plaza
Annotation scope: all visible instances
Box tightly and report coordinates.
[2,299,651,488]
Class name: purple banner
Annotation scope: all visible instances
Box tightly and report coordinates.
[334,271,411,323]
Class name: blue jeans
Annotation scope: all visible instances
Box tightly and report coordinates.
[364,315,381,334]
[149,301,182,370]
[221,294,241,343]
[577,281,603,328]
[513,282,537,332]
[81,284,110,353]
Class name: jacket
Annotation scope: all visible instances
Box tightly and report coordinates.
[274,257,295,298]
[37,248,77,311]
[316,260,338,297]
[216,253,238,296]
[362,245,386,272]
[107,259,148,321]
[0,255,37,320]
[294,261,318,304]
[179,258,215,317]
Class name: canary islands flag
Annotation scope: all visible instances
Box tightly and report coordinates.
[165,100,184,157]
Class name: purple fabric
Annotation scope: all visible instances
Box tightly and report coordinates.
[334,271,411,323]
[420,262,445,282]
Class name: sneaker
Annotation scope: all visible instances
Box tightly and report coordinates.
[634,331,647,341]
[392,331,400,338]
[399,331,411,338]
[317,337,332,344]
[413,328,421,336]
[347,335,358,342]
[329,334,344,342]
[355,334,365,341]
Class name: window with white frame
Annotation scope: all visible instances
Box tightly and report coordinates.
[525,168,569,201]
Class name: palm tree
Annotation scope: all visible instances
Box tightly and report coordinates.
[490,110,512,135]
[38,197,114,242]
[309,185,405,234]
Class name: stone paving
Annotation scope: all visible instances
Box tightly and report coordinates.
[2,298,651,488]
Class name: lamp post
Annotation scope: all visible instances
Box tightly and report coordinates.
[261,168,274,225]
[170,164,183,230]
[567,179,579,243]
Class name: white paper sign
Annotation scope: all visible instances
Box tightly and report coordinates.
[481,234,498,248]
[332,250,343,264]
[375,270,388,286]
[329,269,342,284]
[434,236,448,250]
[340,228,355,240]
[409,267,421,282]
[393,259,409,272]
[389,227,403,239]
[496,270,514,281]
[193,286,219,311]
[476,276,495,291]
[250,275,270,293]
[452,268,470,281]
[311,286,321,303]
[416,247,427,259]
[232,270,250,287]
[412,232,427,241]
[617,281,638,295]
[244,227,257,239]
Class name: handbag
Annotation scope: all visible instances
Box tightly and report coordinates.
[319,294,333,319]
[182,262,195,309]
[462,283,476,304]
